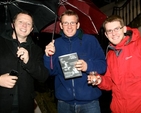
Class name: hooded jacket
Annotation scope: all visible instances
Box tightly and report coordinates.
[0,30,49,113]
[98,27,141,113]
[44,29,106,104]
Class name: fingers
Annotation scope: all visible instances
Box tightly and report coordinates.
[8,78,17,88]
[8,76,18,88]
[17,47,29,63]
[17,50,25,57]
[52,39,55,44]
[17,47,26,57]
[87,73,101,86]
[0,74,18,88]
[88,75,96,84]
[11,76,18,80]
[48,50,55,56]
[45,40,55,56]
[75,60,87,71]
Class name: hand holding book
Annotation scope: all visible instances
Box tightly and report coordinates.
[59,53,82,79]
[75,59,87,72]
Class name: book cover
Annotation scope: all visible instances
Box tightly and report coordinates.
[59,53,82,79]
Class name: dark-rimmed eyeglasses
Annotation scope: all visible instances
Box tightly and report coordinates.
[61,22,78,26]
[106,26,123,34]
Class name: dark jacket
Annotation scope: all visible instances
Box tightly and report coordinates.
[44,29,106,105]
[0,31,49,113]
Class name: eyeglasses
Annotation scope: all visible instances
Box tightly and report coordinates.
[106,26,123,34]
[61,22,78,26]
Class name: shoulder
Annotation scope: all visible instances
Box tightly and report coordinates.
[54,37,64,44]
[82,34,99,42]
[83,33,97,38]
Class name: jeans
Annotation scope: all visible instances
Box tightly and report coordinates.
[58,100,101,113]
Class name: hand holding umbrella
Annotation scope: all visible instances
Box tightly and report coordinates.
[17,47,29,64]
[45,40,55,69]
[45,40,55,56]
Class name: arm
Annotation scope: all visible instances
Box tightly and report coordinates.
[87,67,113,91]
[85,35,107,74]
[20,45,49,82]
[75,35,107,74]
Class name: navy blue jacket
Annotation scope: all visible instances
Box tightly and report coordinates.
[44,29,106,104]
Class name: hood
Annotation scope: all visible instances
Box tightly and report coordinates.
[0,29,13,40]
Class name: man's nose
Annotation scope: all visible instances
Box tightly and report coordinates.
[22,22,27,27]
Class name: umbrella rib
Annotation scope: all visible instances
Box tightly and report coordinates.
[15,0,56,15]
[60,0,98,34]
[0,1,56,15]
[0,1,12,5]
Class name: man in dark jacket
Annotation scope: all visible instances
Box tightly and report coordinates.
[0,11,49,113]
[44,10,106,113]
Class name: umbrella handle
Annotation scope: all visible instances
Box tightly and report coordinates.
[49,55,53,69]
[49,50,53,69]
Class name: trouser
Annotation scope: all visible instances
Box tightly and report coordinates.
[58,100,101,113]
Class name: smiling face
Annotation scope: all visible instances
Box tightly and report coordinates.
[105,21,126,45]
[59,10,81,37]
[12,13,33,43]
[59,15,80,37]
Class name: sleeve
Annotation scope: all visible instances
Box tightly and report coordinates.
[98,67,113,91]
[43,53,59,76]
[85,35,107,75]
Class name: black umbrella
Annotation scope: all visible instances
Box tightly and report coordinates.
[0,0,59,33]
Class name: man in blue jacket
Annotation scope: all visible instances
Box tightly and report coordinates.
[44,9,106,113]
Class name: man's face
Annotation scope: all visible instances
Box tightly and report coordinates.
[105,21,126,45]
[13,13,33,39]
[59,15,80,37]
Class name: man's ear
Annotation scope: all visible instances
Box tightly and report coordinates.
[123,26,127,33]
[77,22,80,29]
[104,32,108,38]
[59,22,63,29]
[11,23,14,28]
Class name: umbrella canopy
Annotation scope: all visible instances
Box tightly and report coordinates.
[0,0,59,33]
[42,0,107,35]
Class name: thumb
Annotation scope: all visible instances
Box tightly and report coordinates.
[52,39,55,44]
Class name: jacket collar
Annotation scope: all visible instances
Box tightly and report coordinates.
[60,28,83,41]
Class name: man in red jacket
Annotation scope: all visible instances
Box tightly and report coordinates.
[88,15,141,113]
